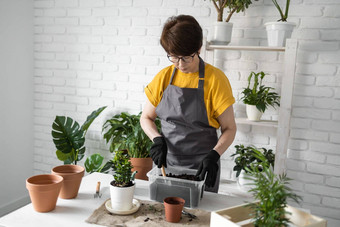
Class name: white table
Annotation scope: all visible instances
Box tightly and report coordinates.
[0,173,248,227]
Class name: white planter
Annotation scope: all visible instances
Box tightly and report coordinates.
[211,22,233,45]
[246,104,263,121]
[265,21,296,47]
[237,171,254,192]
[110,181,135,211]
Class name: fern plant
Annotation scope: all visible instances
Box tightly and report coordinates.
[245,149,301,226]
[240,71,280,113]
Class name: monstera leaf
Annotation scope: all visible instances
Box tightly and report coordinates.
[81,106,107,132]
[52,116,85,154]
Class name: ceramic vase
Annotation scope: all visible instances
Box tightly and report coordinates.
[265,21,296,47]
[163,197,185,223]
[110,181,135,211]
[26,174,63,212]
[51,164,85,199]
[130,157,153,180]
[246,104,263,121]
[211,21,233,45]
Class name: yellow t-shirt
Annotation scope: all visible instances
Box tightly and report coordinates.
[145,63,235,129]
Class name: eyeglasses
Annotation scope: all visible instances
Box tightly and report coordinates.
[167,53,196,63]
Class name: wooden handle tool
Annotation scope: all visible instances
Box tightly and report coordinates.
[161,165,166,177]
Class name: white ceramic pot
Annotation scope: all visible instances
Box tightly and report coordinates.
[246,104,263,121]
[110,181,135,211]
[265,21,296,47]
[237,171,254,192]
[211,21,233,45]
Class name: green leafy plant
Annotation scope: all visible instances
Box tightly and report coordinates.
[111,150,137,187]
[240,71,280,113]
[231,144,275,177]
[102,112,161,158]
[84,153,111,173]
[51,106,107,165]
[208,0,257,22]
[272,0,291,22]
[245,150,301,226]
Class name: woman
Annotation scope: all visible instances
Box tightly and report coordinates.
[140,15,236,193]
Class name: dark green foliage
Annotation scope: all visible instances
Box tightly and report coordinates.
[240,71,280,113]
[85,154,112,174]
[111,150,137,187]
[52,106,107,165]
[231,144,275,177]
[102,112,161,158]
[245,151,301,226]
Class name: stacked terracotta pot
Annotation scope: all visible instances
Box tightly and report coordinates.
[26,165,85,212]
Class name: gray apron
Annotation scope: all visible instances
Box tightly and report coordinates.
[155,57,220,192]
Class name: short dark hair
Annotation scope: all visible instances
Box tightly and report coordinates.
[160,15,203,56]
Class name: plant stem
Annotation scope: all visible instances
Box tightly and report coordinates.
[225,8,236,22]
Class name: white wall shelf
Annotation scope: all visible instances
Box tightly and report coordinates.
[206,43,285,52]
[235,118,278,128]
[202,39,298,175]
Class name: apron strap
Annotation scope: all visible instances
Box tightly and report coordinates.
[198,56,205,89]
[169,56,205,89]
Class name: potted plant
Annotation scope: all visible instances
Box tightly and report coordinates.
[231,144,275,189]
[102,112,161,180]
[265,0,295,46]
[240,71,280,121]
[109,149,137,211]
[51,106,107,199]
[245,151,302,226]
[208,0,257,45]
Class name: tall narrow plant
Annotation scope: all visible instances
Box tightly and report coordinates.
[272,0,291,22]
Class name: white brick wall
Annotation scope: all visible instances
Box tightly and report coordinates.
[33,0,340,225]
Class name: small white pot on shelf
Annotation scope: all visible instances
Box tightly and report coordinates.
[211,21,233,45]
[246,104,263,121]
[265,21,295,47]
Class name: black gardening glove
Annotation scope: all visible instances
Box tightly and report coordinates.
[150,136,167,168]
[195,150,220,188]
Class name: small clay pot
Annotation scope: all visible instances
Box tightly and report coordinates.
[163,197,185,223]
[26,174,63,212]
[51,165,84,199]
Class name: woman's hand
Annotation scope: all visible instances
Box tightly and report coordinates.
[195,149,220,187]
[150,136,167,168]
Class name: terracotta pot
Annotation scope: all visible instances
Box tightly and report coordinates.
[26,174,63,212]
[163,197,185,223]
[51,165,85,199]
[130,157,153,180]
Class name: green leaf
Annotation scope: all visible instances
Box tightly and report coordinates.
[81,106,107,132]
[56,149,72,161]
[52,116,85,153]
[85,154,104,173]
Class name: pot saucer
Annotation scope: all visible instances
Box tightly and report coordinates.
[105,199,140,215]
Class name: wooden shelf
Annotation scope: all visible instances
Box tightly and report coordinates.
[206,43,285,52]
[235,118,278,128]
